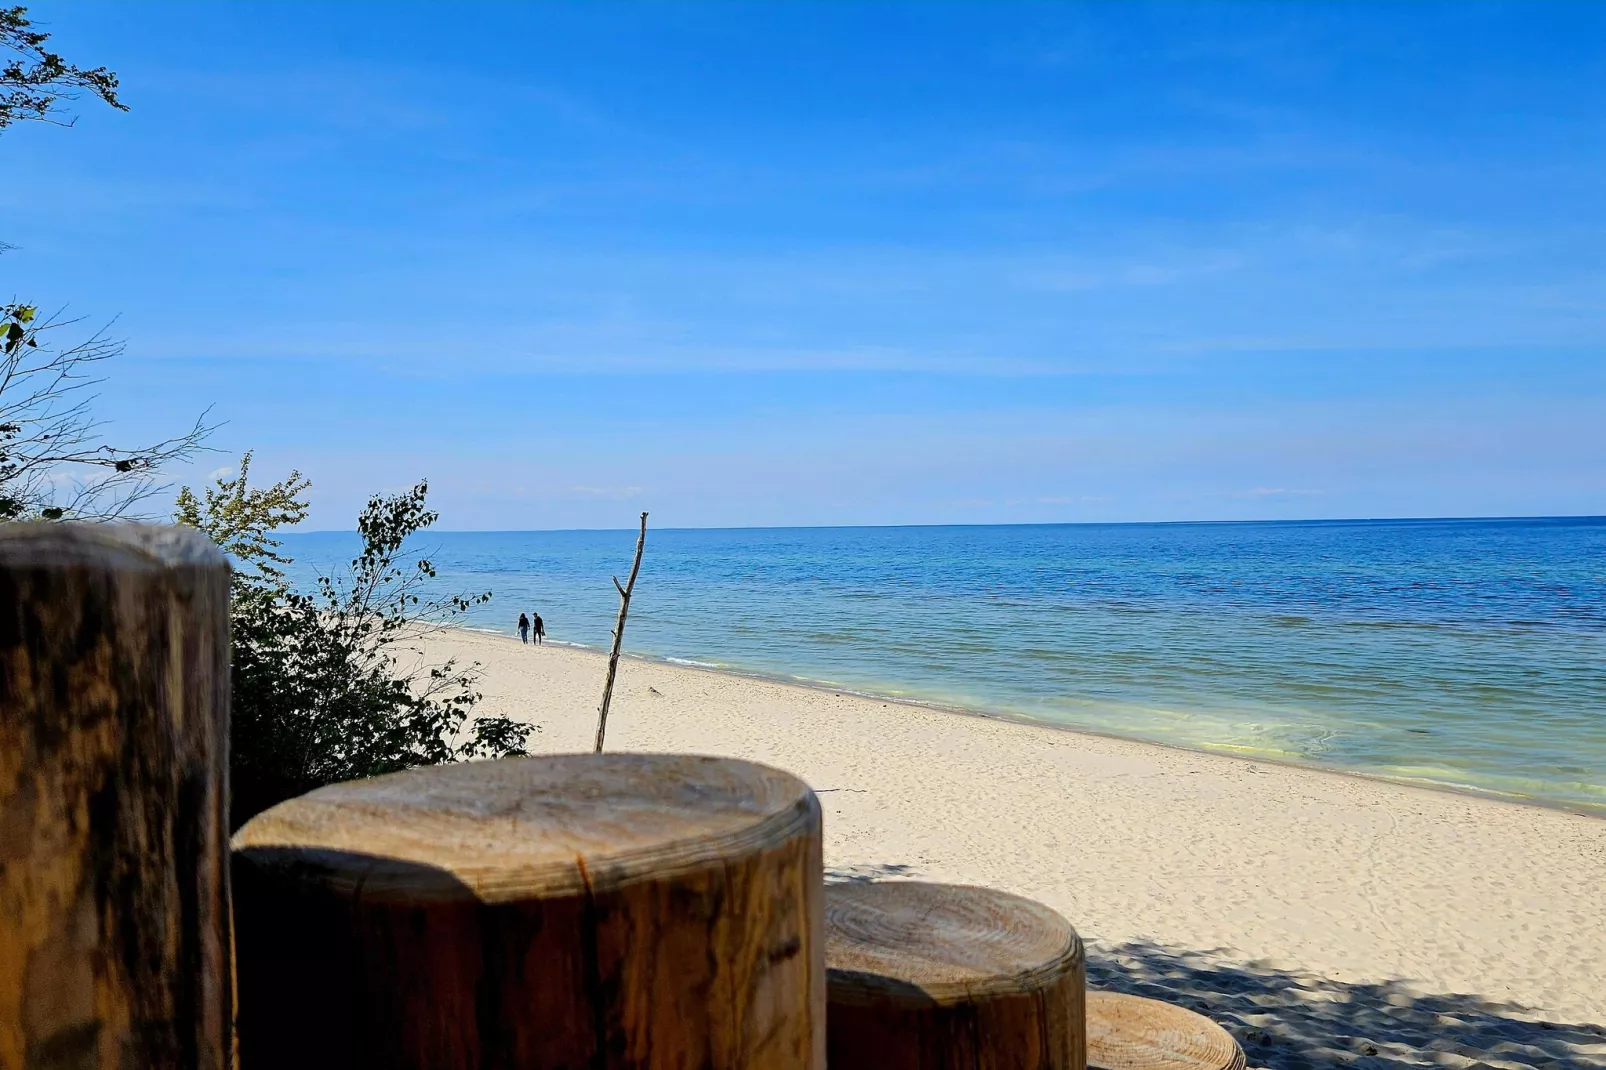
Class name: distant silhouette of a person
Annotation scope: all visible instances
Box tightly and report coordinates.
[517,612,530,644]
[532,612,545,646]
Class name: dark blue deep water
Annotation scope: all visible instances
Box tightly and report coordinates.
[283,518,1606,814]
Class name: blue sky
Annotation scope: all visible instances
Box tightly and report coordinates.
[5,2,1603,528]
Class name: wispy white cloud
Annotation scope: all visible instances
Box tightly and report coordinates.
[1013,252,1245,293]
[565,485,645,500]
[1237,488,1324,499]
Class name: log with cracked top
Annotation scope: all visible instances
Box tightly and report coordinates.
[231,752,825,1070]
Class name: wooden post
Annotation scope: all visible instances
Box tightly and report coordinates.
[1085,992,1244,1070]
[594,510,647,753]
[0,523,232,1069]
[231,753,825,1069]
[824,881,1086,1070]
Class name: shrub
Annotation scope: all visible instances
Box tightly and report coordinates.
[176,454,533,828]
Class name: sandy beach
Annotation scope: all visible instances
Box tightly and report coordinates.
[424,628,1606,1066]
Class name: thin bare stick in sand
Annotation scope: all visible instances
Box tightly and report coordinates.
[595,511,648,753]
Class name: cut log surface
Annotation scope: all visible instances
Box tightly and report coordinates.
[825,881,1086,1070]
[0,523,232,1070]
[231,752,824,1069]
[1085,992,1245,1070]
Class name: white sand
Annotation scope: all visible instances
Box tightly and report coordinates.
[424,628,1606,1058]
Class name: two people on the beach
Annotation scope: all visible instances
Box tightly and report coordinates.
[517,612,546,645]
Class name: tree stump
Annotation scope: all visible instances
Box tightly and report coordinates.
[825,881,1085,1070]
[1084,992,1244,1070]
[0,523,232,1069]
[231,753,825,1069]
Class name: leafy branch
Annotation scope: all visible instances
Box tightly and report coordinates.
[1,5,126,130]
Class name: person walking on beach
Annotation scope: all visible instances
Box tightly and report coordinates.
[517,612,530,644]
[532,612,545,646]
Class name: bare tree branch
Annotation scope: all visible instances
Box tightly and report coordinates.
[1,304,215,521]
[595,511,648,753]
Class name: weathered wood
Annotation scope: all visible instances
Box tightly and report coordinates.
[594,511,647,753]
[0,523,232,1069]
[232,752,825,1069]
[1085,992,1244,1070]
[825,881,1085,1070]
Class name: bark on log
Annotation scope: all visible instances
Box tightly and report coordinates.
[0,523,232,1070]
[1084,992,1244,1070]
[231,753,825,1069]
[825,881,1085,1070]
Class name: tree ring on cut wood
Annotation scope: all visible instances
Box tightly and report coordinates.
[825,880,1086,1070]
[1086,991,1245,1070]
[232,753,824,1070]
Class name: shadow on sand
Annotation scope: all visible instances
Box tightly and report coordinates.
[825,861,920,883]
[1085,941,1605,1070]
[820,868,1602,1070]
[820,867,1605,1069]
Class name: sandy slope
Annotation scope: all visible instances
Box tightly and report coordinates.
[421,628,1606,1061]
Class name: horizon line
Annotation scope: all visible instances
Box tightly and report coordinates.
[280,513,1606,536]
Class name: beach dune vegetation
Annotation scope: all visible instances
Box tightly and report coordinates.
[176,454,533,828]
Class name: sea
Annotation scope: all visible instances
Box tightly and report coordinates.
[281,517,1606,816]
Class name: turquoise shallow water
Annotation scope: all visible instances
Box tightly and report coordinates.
[282,518,1606,815]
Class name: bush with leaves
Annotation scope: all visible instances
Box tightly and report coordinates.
[177,454,534,827]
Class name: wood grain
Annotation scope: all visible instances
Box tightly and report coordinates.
[231,752,825,1069]
[1085,992,1244,1070]
[825,881,1085,1070]
[0,523,232,1070]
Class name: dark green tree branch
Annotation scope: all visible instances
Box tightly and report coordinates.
[1,5,126,129]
